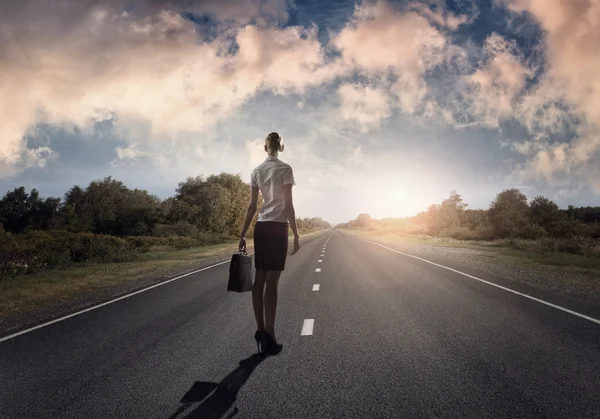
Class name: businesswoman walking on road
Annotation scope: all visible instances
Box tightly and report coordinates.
[239,132,300,355]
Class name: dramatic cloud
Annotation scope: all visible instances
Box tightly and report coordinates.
[465,33,533,128]
[501,0,600,184]
[3,0,600,219]
[0,0,333,174]
[332,1,452,114]
[337,84,391,130]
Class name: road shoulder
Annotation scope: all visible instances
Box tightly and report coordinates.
[341,230,600,322]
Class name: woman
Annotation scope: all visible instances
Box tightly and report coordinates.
[239,132,300,356]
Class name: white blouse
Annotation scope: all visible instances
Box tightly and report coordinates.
[251,156,295,223]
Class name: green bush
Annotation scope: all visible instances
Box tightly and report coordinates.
[546,220,590,238]
[439,227,480,241]
[588,223,600,239]
[0,230,140,277]
[125,235,203,252]
[503,236,600,258]
[440,225,497,241]
[0,230,231,278]
[554,237,600,257]
[152,222,199,238]
[515,223,547,240]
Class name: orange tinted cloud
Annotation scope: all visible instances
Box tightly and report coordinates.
[0,1,333,171]
[503,0,600,182]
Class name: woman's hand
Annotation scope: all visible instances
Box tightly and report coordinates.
[238,236,247,253]
[291,235,300,255]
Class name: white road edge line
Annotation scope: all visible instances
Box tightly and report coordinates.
[315,268,321,272]
[312,284,320,291]
[301,319,315,335]
[0,256,244,344]
[361,238,600,326]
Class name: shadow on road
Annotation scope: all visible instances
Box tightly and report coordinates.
[170,353,266,419]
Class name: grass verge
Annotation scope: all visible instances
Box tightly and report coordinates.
[0,230,326,322]
[0,242,236,320]
[342,229,600,276]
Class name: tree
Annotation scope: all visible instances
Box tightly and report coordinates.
[205,173,252,236]
[175,174,251,236]
[438,190,467,231]
[488,189,530,237]
[424,204,440,235]
[0,187,59,233]
[118,188,161,236]
[61,177,161,236]
[61,185,92,232]
[530,196,562,226]
[355,213,373,228]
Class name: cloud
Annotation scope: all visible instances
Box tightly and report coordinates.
[166,0,291,23]
[5,0,600,211]
[0,0,333,177]
[407,0,472,30]
[246,137,267,168]
[21,147,60,170]
[500,0,600,182]
[465,33,533,128]
[332,1,453,114]
[337,84,391,131]
[115,143,147,160]
[518,143,568,183]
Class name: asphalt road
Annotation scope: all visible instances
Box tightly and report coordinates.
[1,231,600,419]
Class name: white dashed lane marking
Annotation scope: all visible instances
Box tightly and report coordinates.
[301,319,315,336]
[315,268,321,272]
[312,284,320,291]
[318,260,322,263]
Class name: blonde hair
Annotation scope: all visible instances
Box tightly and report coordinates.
[265,132,282,153]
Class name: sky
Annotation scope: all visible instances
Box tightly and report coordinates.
[1,0,600,225]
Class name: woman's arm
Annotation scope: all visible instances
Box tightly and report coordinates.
[283,184,300,255]
[239,186,259,251]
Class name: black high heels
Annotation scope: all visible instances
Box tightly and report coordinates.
[263,332,283,355]
[254,330,266,354]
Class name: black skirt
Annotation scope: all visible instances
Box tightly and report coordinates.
[253,221,289,271]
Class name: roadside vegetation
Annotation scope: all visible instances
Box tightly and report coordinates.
[0,174,330,278]
[337,188,600,261]
[0,175,329,323]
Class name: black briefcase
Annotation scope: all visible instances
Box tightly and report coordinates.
[227,250,253,292]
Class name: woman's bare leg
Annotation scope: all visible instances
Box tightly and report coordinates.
[264,270,282,338]
[252,268,267,331]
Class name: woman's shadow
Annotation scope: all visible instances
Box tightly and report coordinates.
[170,354,266,419]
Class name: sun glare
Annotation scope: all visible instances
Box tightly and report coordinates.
[386,185,409,204]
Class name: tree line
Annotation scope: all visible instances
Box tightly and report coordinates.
[0,174,330,237]
[338,189,600,257]
[0,174,330,277]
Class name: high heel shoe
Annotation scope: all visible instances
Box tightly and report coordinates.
[263,332,283,355]
[254,330,266,354]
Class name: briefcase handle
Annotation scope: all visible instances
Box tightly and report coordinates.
[239,240,248,256]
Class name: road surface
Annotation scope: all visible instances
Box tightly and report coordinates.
[1,231,600,418]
